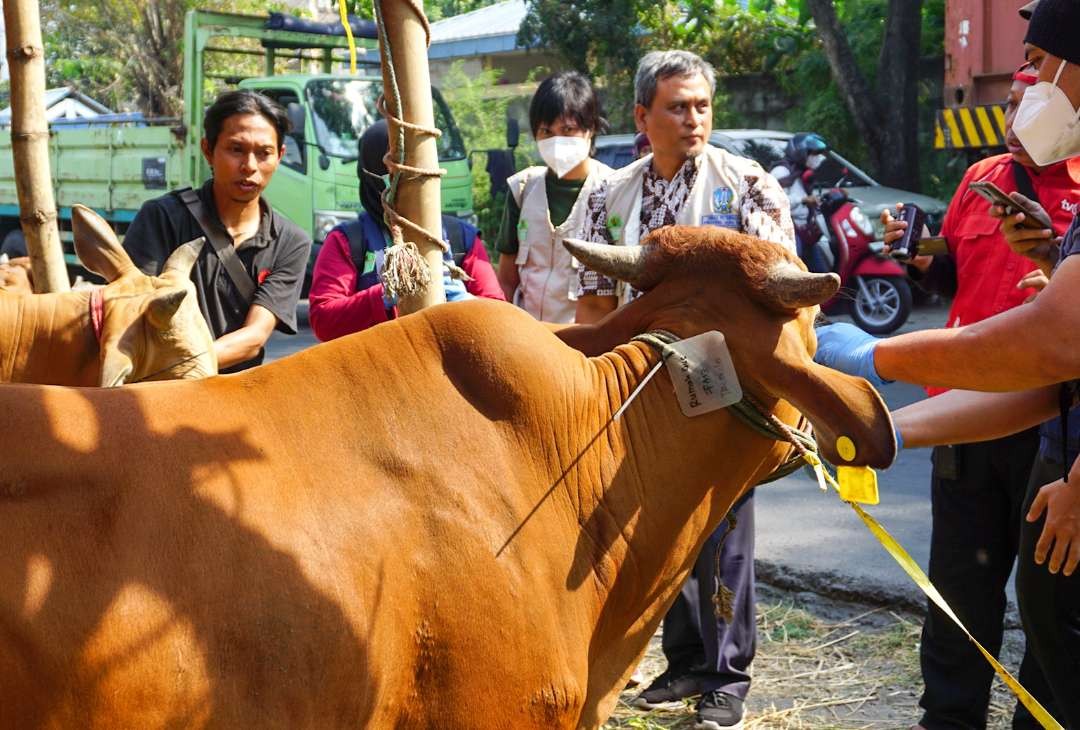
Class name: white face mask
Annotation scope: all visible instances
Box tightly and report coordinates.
[1013,60,1080,167]
[537,135,591,178]
[806,153,827,171]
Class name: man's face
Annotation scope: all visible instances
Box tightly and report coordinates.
[635,72,713,162]
[201,113,284,205]
[1025,45,1080,109]
[1005,77,1038,167]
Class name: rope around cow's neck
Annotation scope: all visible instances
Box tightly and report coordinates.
[630,331,815,483]
[630,330,825,620]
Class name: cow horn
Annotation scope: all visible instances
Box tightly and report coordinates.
[765,262,840,309]
[162,237,205,277]
[145,288,190,329]
[562,238,666,291]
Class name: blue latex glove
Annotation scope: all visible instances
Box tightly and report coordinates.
[442,267,472,303]
[813,322,890,387]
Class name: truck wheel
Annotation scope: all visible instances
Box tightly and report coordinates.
[1,228,26,258]
[850,275,912,335]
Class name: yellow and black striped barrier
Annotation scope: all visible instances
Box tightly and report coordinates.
[934,104,1008,149]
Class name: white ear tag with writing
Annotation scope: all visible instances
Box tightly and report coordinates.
[664,332,743,417]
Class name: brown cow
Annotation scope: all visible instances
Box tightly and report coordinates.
[0,205,216,386]
[0,255,33,294]
[0,225,894,728]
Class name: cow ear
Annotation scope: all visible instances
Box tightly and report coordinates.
[72,205,135,282]
[776,361,897,468]
[100,342,135,387]
[145,287,189,329]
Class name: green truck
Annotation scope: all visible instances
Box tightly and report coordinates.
[0,9,473,283]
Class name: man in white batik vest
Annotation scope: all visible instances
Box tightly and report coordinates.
[575,50,795,730]
[496,72,612,323]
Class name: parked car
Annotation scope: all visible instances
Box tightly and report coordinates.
[593,129,947,236]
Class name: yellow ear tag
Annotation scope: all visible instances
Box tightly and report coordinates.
[837,466,879,505]
[836,436,857,462]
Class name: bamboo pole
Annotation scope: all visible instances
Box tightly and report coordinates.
[3,0,68,292]
[375,0,444,313]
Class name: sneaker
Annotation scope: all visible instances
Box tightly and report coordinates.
[630,672,701,710]
[694,690,744,730]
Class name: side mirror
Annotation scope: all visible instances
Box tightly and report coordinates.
[286,102,306,138]
[506,117,520,149]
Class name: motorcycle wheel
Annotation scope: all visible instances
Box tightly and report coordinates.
[850,275,912,334]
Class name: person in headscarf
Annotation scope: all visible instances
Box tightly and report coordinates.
[308,119,504,342]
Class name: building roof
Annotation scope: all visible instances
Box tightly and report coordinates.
[428,0,528,60]
[0,87,113,124]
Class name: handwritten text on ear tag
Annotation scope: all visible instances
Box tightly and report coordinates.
[664,332,743,417]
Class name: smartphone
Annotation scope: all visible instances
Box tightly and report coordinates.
[891,204,926,260]
[968,181,1046,230]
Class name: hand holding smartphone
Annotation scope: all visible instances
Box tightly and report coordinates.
[968,181,1048,230]
[890,204,926,260]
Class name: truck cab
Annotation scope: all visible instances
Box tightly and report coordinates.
[238,74,472,272]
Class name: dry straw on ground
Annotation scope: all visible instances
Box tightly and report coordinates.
[604,583,1024,729]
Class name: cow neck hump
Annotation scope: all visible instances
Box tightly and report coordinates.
[0,290,99,385]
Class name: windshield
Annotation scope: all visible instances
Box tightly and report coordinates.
[305,78,466,162]
[713,135,876,188]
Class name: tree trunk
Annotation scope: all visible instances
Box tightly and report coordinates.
[375,0,445,314]
[876,0,922,190]
[805,0,924,190]
[3,0,69,292]
[804,0,883,154]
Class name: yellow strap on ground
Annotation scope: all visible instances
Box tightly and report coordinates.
[813,469,1063,728]
[338,0,357,73]
[847,502,1062,728]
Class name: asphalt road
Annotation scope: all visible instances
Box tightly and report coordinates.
[265,299,990,612]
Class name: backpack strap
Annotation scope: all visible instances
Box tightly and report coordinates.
[341,219,368,275]
[176,187,256,301]
[441,214,471,267]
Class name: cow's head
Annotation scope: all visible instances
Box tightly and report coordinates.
[72,205,218,386]
[566,226,896,468]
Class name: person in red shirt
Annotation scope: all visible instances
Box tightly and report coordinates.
[884,63,1080,730]
[308,120,504,342]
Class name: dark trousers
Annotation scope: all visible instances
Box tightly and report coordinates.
[919,429,1047,730]
[660,490,755,699]
[1017,452,1080,729]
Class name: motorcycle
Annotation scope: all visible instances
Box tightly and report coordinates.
[798,188,912,334]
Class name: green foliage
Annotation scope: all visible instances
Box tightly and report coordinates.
[41,0,288,116]
[520,0,951,195]
[438,61,519,242]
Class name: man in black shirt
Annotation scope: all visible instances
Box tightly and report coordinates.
[124,90,311,373]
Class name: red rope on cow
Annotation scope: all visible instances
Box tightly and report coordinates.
[89,287,105,343]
